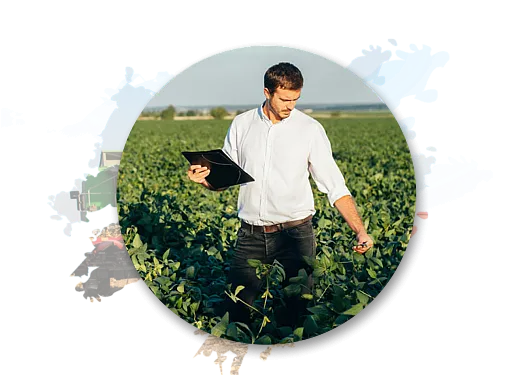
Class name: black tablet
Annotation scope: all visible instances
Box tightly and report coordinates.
[182,149,255,189]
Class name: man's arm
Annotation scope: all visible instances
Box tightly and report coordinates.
[333,195,374,254]
[334,195,365,233]
[307,123,373,253]
[187,165,228,192]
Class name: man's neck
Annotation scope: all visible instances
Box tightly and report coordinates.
[262,101,282,124]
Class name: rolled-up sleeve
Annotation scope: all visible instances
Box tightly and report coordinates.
[308,123,351,207]
[222,119,239,164]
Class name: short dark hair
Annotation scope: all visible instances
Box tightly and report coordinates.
[264,62,304,94]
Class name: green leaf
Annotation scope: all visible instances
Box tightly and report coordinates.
[332,285,345,298]
[301,294,313,300]
[353,252,365,263]
[172,261,181,270]
[307,305,330,316]
[226,322,238,339]
[247,259,262,268]
[289,276,303,284]
[234,285,245,296]
[236,322,255,344]
[186,266,195,279]
[255,335,272,345]
[356,291,370,305]
[293,327,304,341]
[342,303,365,316]
[312,267,326,277]
[373,257,384,268]
[132,234,143,248]
[303,315,319,335]
[176,283,185,293]
[367,268,377,278]
[332,298,346,313]
[283,283,302,297]
[334,314,349,326]
[162,249,170,262]
[189,302,200,314]
[207,246,218,256]
[278,326,293,337]
[131,254,139,269]
[321,246,331,258]
[211,312,229,338]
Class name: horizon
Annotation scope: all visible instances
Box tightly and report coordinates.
[144,102,388,112]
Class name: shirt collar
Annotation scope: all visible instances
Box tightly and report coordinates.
[258,101,293,124]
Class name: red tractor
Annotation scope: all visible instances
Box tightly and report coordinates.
[71,224,139,303]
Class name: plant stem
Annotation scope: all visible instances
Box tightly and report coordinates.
[357,290,374,299]
[317,283,331,302]
[257,318,265,338]
[258,276,269,312]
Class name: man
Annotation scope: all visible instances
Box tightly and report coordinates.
[187,62,373,326]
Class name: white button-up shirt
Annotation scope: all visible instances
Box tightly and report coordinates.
[222,103,351,226]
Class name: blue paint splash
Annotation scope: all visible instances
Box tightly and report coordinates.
[399,116,417,131]
[57,70,174,238]
[367,43,450,109]
[59,70,173,143]
[347,42,491,242]
[0,108,26,128]
[427,156,493,207]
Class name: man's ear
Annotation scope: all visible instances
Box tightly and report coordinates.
[263,87,271,100]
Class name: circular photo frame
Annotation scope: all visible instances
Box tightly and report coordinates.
[117,46,416,345]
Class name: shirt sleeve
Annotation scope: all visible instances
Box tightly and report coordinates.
[308,122,351,207]
[222,118,239,164]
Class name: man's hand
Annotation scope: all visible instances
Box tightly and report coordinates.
[187,164,211,188]
[333,195,374,254]
[352,232,374,254]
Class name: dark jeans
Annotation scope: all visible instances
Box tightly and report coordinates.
[226,219,316,327]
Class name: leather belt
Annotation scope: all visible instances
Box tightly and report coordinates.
[241,215,312,234]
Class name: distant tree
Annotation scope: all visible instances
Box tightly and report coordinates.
[330,111,341,118]
[140,109,159,118]
[210,106,228,120]
[235,109,245,116]
[160,105,176,120]
[177,111,186,117]
[186,110,197,117]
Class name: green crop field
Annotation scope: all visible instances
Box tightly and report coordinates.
[117,115,416,344]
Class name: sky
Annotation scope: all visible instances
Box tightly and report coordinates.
[96,45,384,152]
[146,46,382,108]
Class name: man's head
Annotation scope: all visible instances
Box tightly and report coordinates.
[263,62,304,120]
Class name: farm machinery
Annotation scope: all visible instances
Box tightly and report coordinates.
[70,151,122,221]
[70,151,139,303]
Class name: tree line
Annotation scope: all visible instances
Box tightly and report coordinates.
[141,106,247,120]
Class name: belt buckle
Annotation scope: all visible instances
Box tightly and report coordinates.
[264,224,280,233]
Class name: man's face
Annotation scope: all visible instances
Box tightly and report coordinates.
[264,87,301,119]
